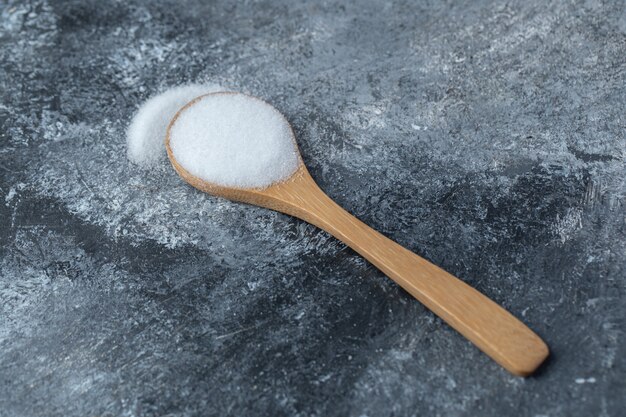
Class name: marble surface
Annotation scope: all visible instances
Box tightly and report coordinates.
[1,0,625,416]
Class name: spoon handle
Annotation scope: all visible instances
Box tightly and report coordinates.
[274,177,548,376]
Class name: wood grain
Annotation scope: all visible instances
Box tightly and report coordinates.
[165,94,549,376]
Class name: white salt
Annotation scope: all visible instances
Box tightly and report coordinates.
[168,93,300,189]
[127,83,227,167]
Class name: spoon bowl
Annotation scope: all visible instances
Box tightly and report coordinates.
[166,92,549,376]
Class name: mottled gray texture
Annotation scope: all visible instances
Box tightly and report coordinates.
[0,0,624,416]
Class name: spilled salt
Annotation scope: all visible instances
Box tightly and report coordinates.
[127,83,227,167]
[168,93,299,189]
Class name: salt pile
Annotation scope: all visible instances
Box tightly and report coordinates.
[168,92,299,189]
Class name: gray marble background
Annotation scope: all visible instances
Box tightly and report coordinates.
[1,0,625,416]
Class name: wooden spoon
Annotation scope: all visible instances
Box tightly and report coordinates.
[166,93,549,376]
